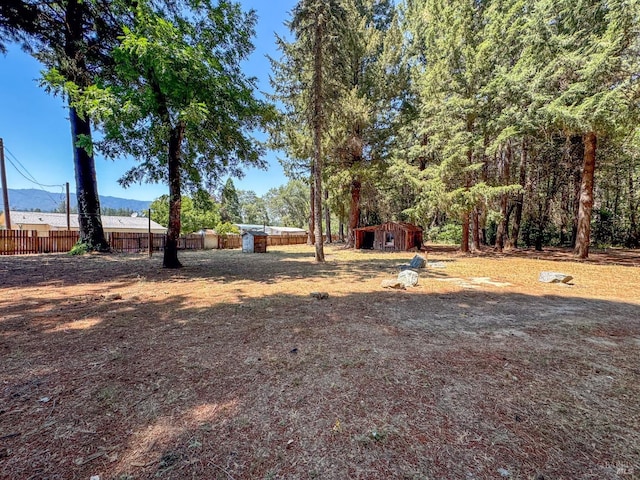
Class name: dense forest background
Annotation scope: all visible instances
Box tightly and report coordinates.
[271,0,640,257]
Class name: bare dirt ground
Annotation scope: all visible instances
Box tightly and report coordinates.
[1,244,639,480]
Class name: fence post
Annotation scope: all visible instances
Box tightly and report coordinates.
[0,138,11,230]
[66,182,70,231]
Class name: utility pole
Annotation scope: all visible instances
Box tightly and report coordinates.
[0,138,11,230]
[66,182,70,230]
[148,208,152,257]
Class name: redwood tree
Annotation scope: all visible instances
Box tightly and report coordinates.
[574,132,597,258]
[525,0,639,258]
[4,0,120,251]
[64,0,110,251]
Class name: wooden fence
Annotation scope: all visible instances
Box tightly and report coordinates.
[0,230,38,255]
[267,234,309,246]
[0,230,79,255]
[109,232,156,253]
[214,234,310,248]
[40,231,80,253]
[218,234,242,249]
[108,232,205,253]
[0,230,310,255]
[205,234,311,249]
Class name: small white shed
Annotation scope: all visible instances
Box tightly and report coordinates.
[242,230,268,253]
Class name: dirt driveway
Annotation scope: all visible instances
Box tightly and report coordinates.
[1,245,639,479]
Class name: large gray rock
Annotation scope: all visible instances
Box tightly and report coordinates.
[409,254,427,269]
[398,269,419,287]
[538,271,573,284]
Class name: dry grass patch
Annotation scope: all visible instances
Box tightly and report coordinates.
[1,245,639,479]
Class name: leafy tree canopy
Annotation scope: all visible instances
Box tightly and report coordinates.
[68,0,274,266]
[150,194,221,235]
[238,190,269,225]
[221,178,242,223]
[263,179,309,228]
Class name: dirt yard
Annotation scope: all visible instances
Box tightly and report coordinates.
[1,245,639,480]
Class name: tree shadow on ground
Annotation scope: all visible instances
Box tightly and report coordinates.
[0,249,447,290]
[3,245,636,295]
[427,244,640,268]
[2,282,639,480]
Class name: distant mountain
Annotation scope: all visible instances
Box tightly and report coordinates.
[0,188,152,213]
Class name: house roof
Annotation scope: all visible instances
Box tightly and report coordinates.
[236,224,306,235]
[242,230,268,237]
[354,221,423,233]
[6,211,166,231]
[266,226,306,235]
[236,223,267,231]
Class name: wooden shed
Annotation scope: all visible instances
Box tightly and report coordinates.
[354,222,423,252]
[242,230,268,253]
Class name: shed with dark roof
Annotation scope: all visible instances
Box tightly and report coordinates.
[354,222,423,252]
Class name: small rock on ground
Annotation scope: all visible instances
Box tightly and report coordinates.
[538,271,573,283]
[381,279,406,289]
[409,254,427,269]
[310,292,329,299]
[398,269,419,287]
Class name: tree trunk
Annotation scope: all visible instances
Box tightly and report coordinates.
[472,208,481,251]
[163,123,185,268]
[495,145,511,252]
[574,132,597,259]
[346,177,361,248]
[495,198,508,251]
[461,212,470,253]
[338,201,345,242]
[311,17,325,262]
[508,139,527,249]
[461,140,473,253]
[324,188,332,243]
[534,221,544,251]
[69,105,109,251]
[313,156,324,261]
[308,169,315,245]
[344,122,364,247]
[65,0,108,252]
[627,161,639,247]
[570,136,584,247]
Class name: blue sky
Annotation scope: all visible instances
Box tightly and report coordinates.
[0,0,298,202]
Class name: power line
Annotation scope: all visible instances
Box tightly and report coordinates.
[4,146,40,185]
[4,146,64,189]
[2,145,66,209]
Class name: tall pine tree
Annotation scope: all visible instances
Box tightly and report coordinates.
[275,0,347,261]
[520,0,640,257]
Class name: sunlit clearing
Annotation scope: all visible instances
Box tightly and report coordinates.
[188,401,239,423]
[115,401,239,472]
[46,318,102,332]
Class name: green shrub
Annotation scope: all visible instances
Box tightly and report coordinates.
[216,221,240,235]
[427,224,462,244]
[69,242,90,256]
